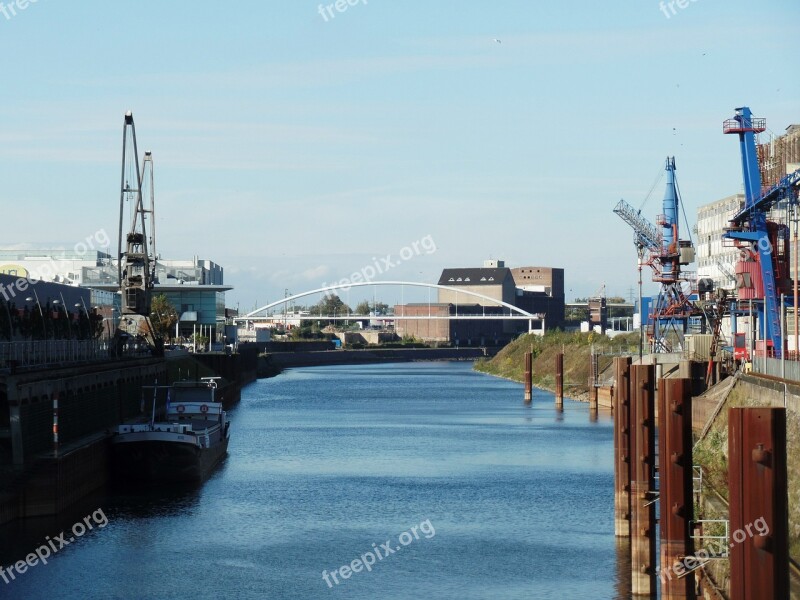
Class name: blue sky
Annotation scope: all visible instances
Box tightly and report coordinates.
[0,0,798,309]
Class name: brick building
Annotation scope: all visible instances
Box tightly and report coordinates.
[393,303,509,345]
[394,260,565,344]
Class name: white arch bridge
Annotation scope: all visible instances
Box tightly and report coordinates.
[234,281,546,334]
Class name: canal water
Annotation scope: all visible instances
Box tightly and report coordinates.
[1,362,631,599]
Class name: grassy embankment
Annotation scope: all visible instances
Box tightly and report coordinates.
[474,330,639,401]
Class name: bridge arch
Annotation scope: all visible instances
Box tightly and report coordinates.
[239,280,538,319]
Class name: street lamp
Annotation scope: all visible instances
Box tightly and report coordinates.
[2,299,13,341]
[25,291,46,340]
[52,299,63,339]
[75,302,91,340]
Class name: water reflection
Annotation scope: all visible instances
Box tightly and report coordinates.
[0,362,632,600]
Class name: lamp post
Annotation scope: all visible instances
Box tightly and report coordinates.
[75,301,91,340]
[112,307,120,337]
[2,299,13,341]
[52,299,63,339]
[25,290,46,340]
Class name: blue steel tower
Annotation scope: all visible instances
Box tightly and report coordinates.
[660,157,679,282]
[649,157,696,351]
[723,106,800,359]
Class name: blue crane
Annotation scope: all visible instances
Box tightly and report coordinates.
[614,158,698,352]
[723,107,800,359]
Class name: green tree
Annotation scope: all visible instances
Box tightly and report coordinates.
[607,296,630,318]
[353,300,390,316]
[311,294,352,325]
[564,305,588,323]
[150,294,179,341]
[192,333,209,351]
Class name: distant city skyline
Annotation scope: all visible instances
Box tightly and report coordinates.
[0,0,798,308]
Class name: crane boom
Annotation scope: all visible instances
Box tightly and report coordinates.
[115,112,162,355]
[119,113,156,317]
[613,199,661,252]
[730,168,800,225]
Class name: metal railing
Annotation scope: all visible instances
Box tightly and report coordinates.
[750,355,800,382]
[592,344,640,356]
[693,465,703,497]
[0,339,152,370]
[690,519,730,558]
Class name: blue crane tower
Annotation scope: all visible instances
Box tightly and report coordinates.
[723,107,800,359]
[614,157,698,352]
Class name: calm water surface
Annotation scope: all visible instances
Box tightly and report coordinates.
[1,362,631,599]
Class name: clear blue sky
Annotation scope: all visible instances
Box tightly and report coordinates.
[0,0,798,309]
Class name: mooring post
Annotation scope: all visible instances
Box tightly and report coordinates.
[630,364,656,596]
[728,407,789,600]
[53,394,59,458]
[614,356,632,538]
[589,351,599,410]
[555,352,564,406]
[524,351,532,404]
[659,378,695,599]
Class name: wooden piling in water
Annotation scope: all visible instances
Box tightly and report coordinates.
[630,364,656,596]
[555,352,564,406]
[524,351,532,403]
[728,407,789,600]
[658,378,695,600]
[614,357,632,538]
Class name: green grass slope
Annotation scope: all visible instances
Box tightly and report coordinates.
[474,330,639,400]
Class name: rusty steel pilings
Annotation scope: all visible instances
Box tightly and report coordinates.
[524,351,532,403]
[728,407,789,600]
[630,364,656,596]
[658,378,696,599]
[555,352,564,406]
[614,356,632,538]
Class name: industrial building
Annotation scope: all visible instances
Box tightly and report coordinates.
[510,266,566,327]
[394,260,564,344]
[393,303,511,345]
[0,249,230,340]
[759,124,800,187]
[696,194,745,291]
